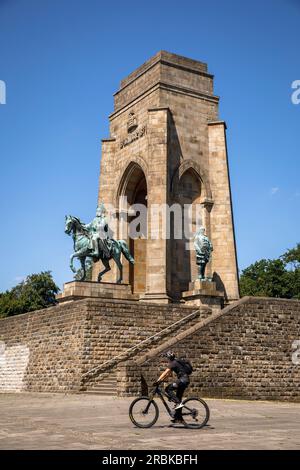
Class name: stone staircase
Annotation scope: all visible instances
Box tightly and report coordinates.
[81,307,210,395]
[83,371,117,396]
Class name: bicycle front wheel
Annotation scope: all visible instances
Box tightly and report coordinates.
[181,397,210,429]
[129,396,159,428]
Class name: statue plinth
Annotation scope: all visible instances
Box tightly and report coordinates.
[182,280,224,311]
[56,281,139,303]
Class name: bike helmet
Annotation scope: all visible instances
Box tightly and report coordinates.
[164,350,175,361]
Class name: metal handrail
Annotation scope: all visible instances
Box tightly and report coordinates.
[82,308,200,380]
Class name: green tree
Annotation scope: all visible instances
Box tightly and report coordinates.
[0,271,60,319]
[240,243,300,299]
[281,243,300,300]
[281,243,300,268]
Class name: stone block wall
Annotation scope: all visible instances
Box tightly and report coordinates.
[0,302,87,392]
[133,298,300,402]
[0,298,198,393]
[0,342,30,392]
[1,296,299,401]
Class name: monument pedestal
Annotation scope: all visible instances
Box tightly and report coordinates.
[56,281,139,303]
[182,280,224,311]
[139,292,173,304]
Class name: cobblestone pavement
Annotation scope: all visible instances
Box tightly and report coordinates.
[0,393,299,450]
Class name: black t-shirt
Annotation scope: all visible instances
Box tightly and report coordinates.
[169,359,188,378]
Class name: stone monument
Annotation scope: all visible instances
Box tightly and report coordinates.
[93,51,239,304]
[59,51,239,307]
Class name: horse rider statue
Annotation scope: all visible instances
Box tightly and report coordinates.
[84,202,112,259]
[64,203,134,283]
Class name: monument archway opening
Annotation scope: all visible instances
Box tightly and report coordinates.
[118,163,147,295]
[174,167,202,295]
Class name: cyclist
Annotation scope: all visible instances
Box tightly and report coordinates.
[154,350,192,424]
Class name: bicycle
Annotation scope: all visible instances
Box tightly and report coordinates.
[129,384,210,429]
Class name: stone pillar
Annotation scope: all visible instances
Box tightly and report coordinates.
[208,121,239,301]
[92,138,117,283]
[140,108,172,303]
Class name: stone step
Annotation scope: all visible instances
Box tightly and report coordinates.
[87,379,117,387]
[81,311,202,384]
[84,386,117,395]
[96,379,116,385]
[84,390,116,396]
[84,385,116,390]
[83,372,118,395]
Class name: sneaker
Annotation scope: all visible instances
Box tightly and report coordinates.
[170,418,184,424]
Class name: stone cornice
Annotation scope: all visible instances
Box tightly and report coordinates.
[101,137,116,143]
[116,50,212,95]
[208,120,227,129]
[147,106,171,113]
[109,81,219,121]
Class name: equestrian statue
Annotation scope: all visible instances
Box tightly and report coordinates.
[64,203,134,283]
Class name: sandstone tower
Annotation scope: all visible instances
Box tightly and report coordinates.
[93,51,239,303]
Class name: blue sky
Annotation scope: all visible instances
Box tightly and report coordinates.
[0,0,299,291]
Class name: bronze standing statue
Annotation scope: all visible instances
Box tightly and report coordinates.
[194,226,213,281]
[64,203,134,283]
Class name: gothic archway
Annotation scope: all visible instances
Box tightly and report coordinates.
[171,159,212,201]
[172,167,202,295]
[117,162,147,294]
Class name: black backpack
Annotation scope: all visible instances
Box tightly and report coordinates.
[177,357,193,375]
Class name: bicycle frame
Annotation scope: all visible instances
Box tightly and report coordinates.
[146,385,177,417]
[146,385,198,418]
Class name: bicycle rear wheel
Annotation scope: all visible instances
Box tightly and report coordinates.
[129,396,159,428]
[181,397,210,429]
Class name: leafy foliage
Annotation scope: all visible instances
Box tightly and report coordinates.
[240,244,300,299]
[0,271,60,318]
[280,243,300,268]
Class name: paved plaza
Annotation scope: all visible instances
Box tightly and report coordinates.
[0,393,299,450]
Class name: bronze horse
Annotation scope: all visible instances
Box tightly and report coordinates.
[64,215,134,283]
